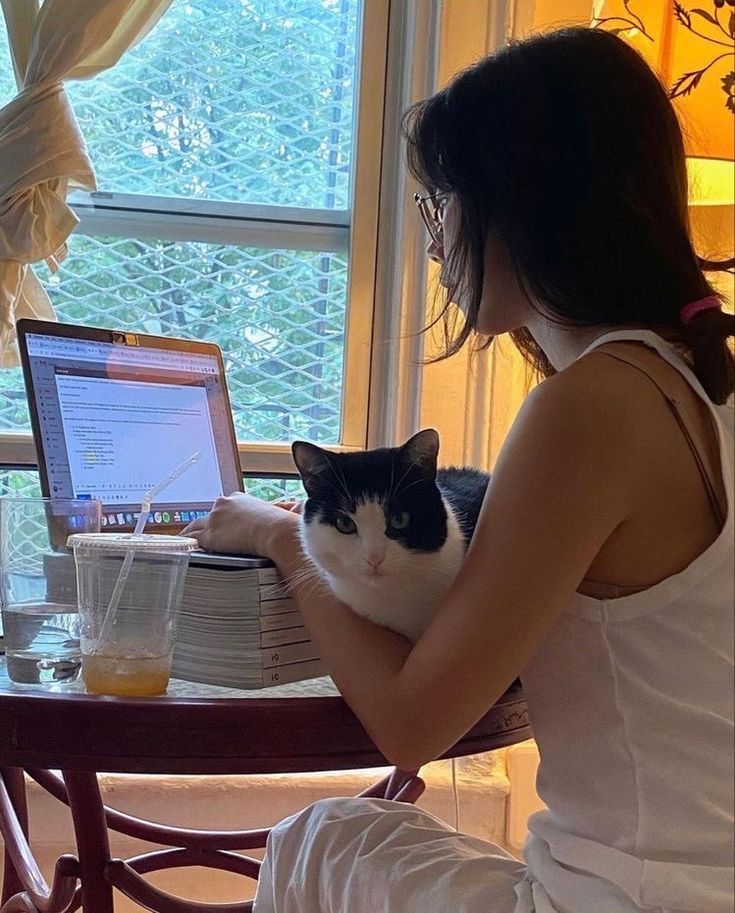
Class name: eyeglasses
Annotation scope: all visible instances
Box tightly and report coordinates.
[414,191,448,246]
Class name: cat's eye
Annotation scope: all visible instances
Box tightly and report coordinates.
[389,511,410,531]
[335,514,357,534]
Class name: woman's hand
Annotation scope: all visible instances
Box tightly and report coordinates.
[181,492,302,557]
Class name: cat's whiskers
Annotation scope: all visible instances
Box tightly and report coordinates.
[284,566,323,591]
[281,559,331,600]
[312,460,353,508]
[392,475,430,499]
[330,460,354,506]
[388,459,418,502]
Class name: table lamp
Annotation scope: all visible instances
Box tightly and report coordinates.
[594,0,734,280]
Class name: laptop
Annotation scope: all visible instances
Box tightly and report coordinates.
[17,318,272,568]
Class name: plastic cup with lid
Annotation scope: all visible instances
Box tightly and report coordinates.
[67,532,198,696]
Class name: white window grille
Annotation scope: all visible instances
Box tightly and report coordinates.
[0,0,390,480]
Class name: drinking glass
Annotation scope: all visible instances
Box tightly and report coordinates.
[68,532,196,696]
[0,497,101,684]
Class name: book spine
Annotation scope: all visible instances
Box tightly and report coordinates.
[259,582,290,602]
[259,598,296,616]
[261,640,320,668]
[182,587,261,610]
[260,657,328,687]
[258,611,304,632]
[259,626,309,648]
[256,567,282,585]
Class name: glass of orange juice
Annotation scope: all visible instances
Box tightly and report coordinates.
[66,532,197,696]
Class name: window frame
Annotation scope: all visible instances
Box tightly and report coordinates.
[0,0,390,476]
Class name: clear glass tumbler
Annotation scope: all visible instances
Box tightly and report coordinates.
[68,532,197,696]
[0,497,101,684]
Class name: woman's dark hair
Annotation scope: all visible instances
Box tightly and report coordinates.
[403,26,735,404]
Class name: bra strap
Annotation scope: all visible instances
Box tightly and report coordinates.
[596,348,726,529]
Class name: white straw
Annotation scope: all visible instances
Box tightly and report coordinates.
[93,451,201,654]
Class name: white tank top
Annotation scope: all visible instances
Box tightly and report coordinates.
[518,330,734,913]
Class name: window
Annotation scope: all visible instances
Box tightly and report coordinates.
[0,0,387,489]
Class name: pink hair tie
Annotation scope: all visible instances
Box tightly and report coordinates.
[679,296,721,325]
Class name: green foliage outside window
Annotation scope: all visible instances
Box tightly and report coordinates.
[0,0,359,445]
[0,468,304,503]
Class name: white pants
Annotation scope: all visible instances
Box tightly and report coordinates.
[252,796,533,913]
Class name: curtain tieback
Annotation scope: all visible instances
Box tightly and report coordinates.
[0,80,96,268]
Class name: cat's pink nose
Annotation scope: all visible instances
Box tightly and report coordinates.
[366,555,385,572]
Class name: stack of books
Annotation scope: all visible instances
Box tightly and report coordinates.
[42,554,326,689]
[172,564,326,688]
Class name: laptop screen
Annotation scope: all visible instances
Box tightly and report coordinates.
[21,326,243,533]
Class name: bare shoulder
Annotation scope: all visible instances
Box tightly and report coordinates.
[524,341,726,587]
[539,344,658,403]
[490,350,645,521]
[525,343,677,435]
[514,346,651,444]
[499,344,676,512]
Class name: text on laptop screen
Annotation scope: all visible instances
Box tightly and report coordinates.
[25,333,242,529]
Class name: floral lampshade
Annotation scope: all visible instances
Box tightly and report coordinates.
[594,1,734,205]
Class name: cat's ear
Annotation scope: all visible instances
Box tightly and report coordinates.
[291,441,333,494]
[399,428,440,478]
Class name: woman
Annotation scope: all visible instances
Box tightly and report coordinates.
[184,26,734,913]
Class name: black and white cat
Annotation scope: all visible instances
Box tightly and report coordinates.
[291,429,490,643]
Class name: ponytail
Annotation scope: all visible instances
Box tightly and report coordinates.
[683,258,735,405]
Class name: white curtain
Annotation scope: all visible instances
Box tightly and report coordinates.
[418,0,598,468]
[0,0,173,367]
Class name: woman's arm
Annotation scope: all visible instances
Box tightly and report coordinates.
[186,368,637,770]
[183,498,419,763]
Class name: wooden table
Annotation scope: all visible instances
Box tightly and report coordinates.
[0,660,531,912]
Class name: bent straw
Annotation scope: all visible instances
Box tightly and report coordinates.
[92,451,201,654]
